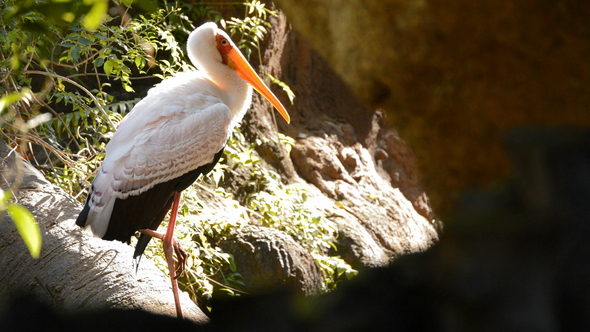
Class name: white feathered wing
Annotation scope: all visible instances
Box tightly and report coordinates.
[81,72,233,237]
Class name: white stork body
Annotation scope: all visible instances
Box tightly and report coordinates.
[75,22,290,318]
[83,71,246,238]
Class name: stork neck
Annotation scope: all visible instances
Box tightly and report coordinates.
[210,69,252,123]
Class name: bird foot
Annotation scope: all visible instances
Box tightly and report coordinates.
[138,229,188,278]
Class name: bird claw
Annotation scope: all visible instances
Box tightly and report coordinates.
[172,240,188,278]
[138,228,188,278]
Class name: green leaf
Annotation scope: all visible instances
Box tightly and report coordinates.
[345,268,358,279]
[103,58,114,76]
[70,45,81,62]
[0,88,34,114]
[0,189,11,208]
[78,37,93,45]
[229,258,237,272]
[0,92,23,114]
[94,56,104,67]
[7,203,42,258]
[61,12,75,23]
[268,74,296,104]
[9,41,22,70]
[122,83,135,93]
[83,0,108,30]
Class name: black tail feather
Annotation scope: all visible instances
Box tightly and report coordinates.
[76,199,91,227]
[133,232,153,273]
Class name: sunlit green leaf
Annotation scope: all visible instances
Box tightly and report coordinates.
[7,203,42,258]
[0,88,34,114]
[122,83,135,93]
[134,55,143,69]
[83,0,108,30]
[0,92,23,114]
[103,58,114,76]
[268,74,296,104]
[61,12,75,23]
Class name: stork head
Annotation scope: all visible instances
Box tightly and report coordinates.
[187,22,290,123]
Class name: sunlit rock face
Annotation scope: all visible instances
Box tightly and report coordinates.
[273,0,590,215]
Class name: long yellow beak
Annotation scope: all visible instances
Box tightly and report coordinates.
[227,48,290,123]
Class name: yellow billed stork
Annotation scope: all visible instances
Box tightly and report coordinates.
[76,22,290,318]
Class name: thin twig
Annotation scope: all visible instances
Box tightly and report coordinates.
[66,72,158,80]
[31,51,100,70]
[33,96,82,151]
[19,70,116,130]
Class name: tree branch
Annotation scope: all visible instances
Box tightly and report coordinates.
[0,143,208,323]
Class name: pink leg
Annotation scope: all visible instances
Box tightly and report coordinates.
[164,192,183,319]
[140,192,184,319]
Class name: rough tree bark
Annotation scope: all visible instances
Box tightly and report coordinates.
[0,143,208,323]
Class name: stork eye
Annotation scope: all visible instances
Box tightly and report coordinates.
[220,38,229,46]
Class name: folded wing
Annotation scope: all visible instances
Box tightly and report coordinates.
[77,73,233,238]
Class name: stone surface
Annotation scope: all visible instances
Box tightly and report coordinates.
[218,225,323,295]
[273,0,590,215]
[235,7,439,267]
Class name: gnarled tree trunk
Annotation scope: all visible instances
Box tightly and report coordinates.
[0,143,208,323]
